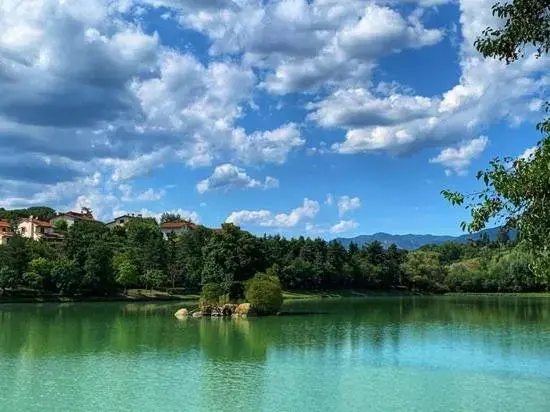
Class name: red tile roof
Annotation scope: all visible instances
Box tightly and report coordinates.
[0,219,11,228]
[23,218,53,228]
[160,221,198,230]
[55,211,95,221]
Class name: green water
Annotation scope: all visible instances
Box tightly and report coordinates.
[1,296,549,411]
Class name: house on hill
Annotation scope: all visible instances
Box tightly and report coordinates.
[105,214,143,229]
[50,208,97,227]
[0,219,14,245]
[160,220,198,239]
[18,217,62,241]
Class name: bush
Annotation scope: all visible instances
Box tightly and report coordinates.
[200,283,224,306]
[245,274,283,315]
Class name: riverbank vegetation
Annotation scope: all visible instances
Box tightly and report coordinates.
[0,218,547,304]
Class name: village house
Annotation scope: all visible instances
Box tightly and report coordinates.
[18,217,61,241]
[50,208,96,228]
[0,219,14,245]
[160,220,198,239]
[105,214,143,229]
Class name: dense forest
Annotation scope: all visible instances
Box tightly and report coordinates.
[0,213,547,299]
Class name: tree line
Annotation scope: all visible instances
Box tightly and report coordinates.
[0,215,547,298]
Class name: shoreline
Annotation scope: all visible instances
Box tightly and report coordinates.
[1,289,549,304]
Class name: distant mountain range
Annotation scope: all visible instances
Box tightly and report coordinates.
[335,227,515,250]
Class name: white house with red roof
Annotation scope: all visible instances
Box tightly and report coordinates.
[18,217,59,241]
[0,219,14,245]
[50,208,97,227]
[159,220,198,239]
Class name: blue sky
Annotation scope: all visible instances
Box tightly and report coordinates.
[0,0,546,238]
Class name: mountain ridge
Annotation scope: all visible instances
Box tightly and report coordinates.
[335,227,512,250]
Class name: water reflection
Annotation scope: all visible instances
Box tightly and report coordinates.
[1,297,549,364]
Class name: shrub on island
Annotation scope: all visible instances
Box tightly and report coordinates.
[245,273,283,315]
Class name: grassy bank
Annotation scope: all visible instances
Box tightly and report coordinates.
[2,288,549,304]
[0,289,200,304]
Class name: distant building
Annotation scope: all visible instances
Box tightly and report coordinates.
[105,214,143,229]
[160,220,198,239]
[18,217,62,241]
[0,219,14,245]
[50,208,97,227]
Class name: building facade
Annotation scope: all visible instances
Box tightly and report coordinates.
[18,217,57,241]
[50,208,96,228]
[160,221,197,239]
[105,214,143,229]
[0,219,14,245]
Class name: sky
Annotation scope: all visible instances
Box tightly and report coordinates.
[0,0,547,238]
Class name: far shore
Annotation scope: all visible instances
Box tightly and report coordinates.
[1,289,550,304]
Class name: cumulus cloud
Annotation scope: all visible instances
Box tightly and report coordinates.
[330,220,360,234]
[308,88,438,128]
[328,0,550,156]
[230,123,305,164]
[196,164,279,194]
[160,0,445,94]
[337,196,362,216]
[226,198,320,228]
[429,136,489,176]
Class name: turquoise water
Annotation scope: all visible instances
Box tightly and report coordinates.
[1,296,549,411]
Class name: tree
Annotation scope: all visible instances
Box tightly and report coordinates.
[141,269,167,291]
[160,213,182,224]
[201,224,265,292]
[200,283,224,306]
[245,273,283,315]
[51,259,79,296]
[24,257,52,290]
[113,252,139,292]
[0,266,17,294]
[443,0,550,278]
[53,219,68,233]
[401,251,446,291]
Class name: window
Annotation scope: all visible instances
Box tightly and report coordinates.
[21,227,26,233]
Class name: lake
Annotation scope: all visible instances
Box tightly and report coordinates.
[0,296,549,411]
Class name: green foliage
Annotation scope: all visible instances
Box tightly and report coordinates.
[141,269,167,290]
[442,0,550,279]
[401,251,447,292]
[0,206,56,222]
[245,273,283,315]
[160,213,182,223]
[474,0,550,63]
[0,266,18,293]
[0,204,545,298]
[24,257,53,290]
[51,259,79,296]
[113,252,139,290]
[53,219,68,233]
[200,283,224,305]
[201,223,264,292]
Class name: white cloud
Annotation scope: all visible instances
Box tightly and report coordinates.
[337,195,362,216]
[230,123,305,164]
[429,136,489,176]
[308,88,438,128]
[114,208,201,224]
[226,198,320,228]
[327,0,550,156]
[196,163,279,194]
[330,220,360,234]
[325,193,334,206]
[519,146,537,161]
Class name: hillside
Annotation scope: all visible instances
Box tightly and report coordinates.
[335,227,514,250]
